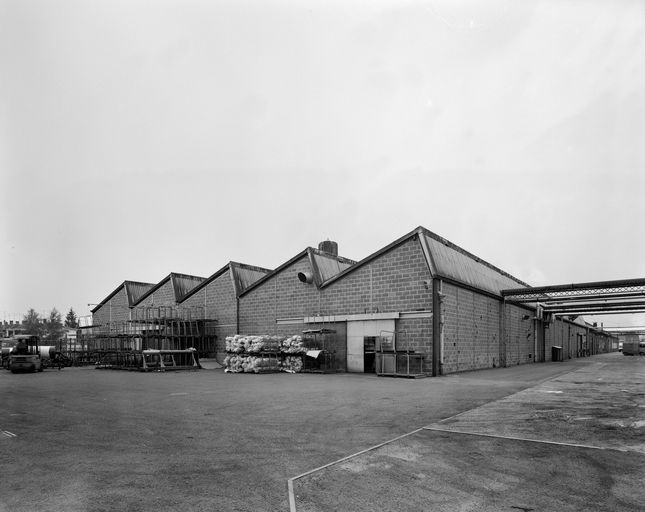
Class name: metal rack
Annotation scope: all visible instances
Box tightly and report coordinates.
[375,330,427,378]
[95,348,200,371]
[75,305,217,368]
[302,328,338,373]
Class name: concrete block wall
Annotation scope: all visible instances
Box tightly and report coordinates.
[319,238,432,316]
[239,255,315,335]
[239,238,434,366]
[396,316,433,374]
[551,319,615,358]
[545,319,564,361]
[181,269,238,357]
[544,317,588,360]
[564,320,582,358]
[502,302,535,367]
[92,286,131,333]
[136,280,176,310]
[544,317,582,361]
[594,332,615,354]
[441,282,501,374]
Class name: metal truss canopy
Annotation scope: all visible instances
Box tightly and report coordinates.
[501,278,645,315]
[604,328,645,336]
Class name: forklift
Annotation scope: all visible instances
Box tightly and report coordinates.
[7,335,43,373]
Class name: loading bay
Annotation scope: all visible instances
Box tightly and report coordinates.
[1,353,643,511]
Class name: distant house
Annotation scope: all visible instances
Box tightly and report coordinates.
[1,320,27,338]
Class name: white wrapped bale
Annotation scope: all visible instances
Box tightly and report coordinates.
[282,355,303,373]
[282,335,306,354]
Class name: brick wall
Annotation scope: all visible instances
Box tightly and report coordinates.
[92,286,131,333]
[181,269,238,358]
[239,255,313,335]
[502,302,536,366]
[320,238,432,316]
[397,316,434,373]
[136,280,176,310]
[544,317,572,361]
[441,282,501,374]
[544,317,616,360]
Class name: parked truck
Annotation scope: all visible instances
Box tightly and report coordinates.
[622,339,645,356]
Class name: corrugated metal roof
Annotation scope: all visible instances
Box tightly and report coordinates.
[178,262,272,301]
[239,249,310,297]
[91,280,155,313]
[240,248,356,296]
[311,251,355,283]
[171,273,207,301]
[124,281,155,306]
[423,232,528,295]
[133,272,206,306]
[232,264,272,293]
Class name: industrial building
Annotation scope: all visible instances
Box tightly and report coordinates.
[237,226,615,376]
[82,273,211,364]
[85,226,617,375]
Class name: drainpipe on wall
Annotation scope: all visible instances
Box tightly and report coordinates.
[236,297,240,335]
[533,320,538,363]
[533,302,538,363]
[499,299,506,368]
[432,278,443,377]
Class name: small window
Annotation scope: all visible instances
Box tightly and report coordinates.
[363,336,377,352]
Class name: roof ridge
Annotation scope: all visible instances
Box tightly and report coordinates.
[310,247,357,265]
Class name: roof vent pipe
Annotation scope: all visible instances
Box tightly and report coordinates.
[318,240,338,256]
[298,271,314,284]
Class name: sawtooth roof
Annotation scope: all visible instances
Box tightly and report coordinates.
[240,248,356,296]
[132,272,206,306]
[180,262,272,302]
[91,280,155,313]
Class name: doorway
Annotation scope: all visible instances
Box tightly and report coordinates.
[346,319,395,373]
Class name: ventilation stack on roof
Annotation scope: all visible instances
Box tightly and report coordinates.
[318,240,338,256]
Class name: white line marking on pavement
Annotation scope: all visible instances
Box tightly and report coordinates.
[423,426,634,453]
[286,365,588,511]
[434,366,583,426]
[2,431,17,438]
[287,428,424,512]
[169,392,188,396]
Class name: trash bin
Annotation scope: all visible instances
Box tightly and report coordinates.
[552,346,563,362]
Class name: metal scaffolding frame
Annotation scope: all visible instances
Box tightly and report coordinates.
[76,306,217,364]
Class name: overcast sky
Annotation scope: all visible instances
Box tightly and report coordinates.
[2,0,644,329]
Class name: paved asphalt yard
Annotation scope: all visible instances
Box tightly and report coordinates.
[1,353,643,511]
